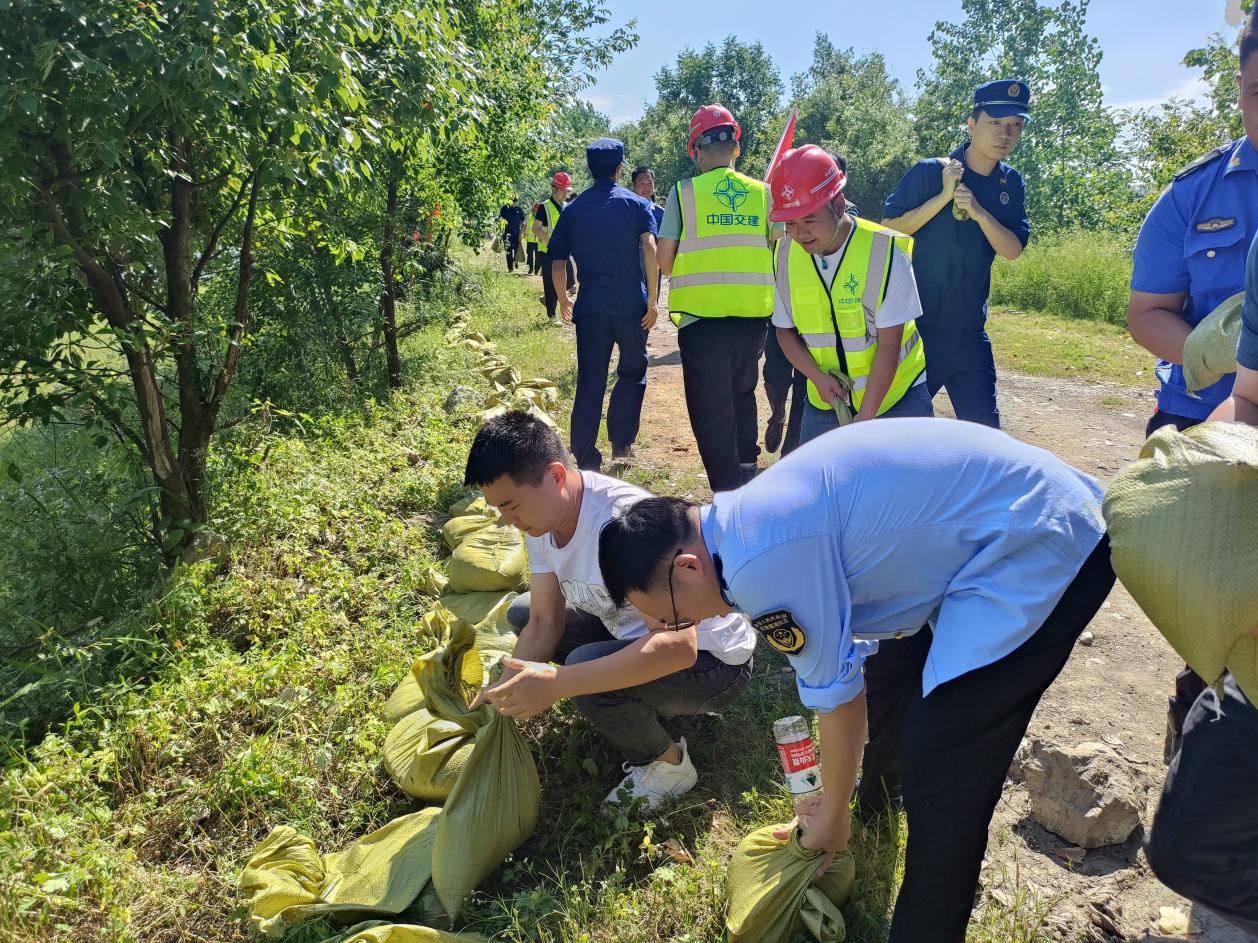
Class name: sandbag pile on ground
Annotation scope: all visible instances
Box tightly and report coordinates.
[1104,421,1258,701]
[327,922,484,943]
[444,314,561,430]
[726,826,857,943]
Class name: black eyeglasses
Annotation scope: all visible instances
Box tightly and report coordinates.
[666,549,696,631]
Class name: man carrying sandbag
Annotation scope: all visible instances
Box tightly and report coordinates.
[1123,230,1258,937]
[462,412,755,809]
[597,418,1114,943]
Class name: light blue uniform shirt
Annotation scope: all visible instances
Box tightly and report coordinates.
[699,418,1106,712]
[1131,136,1258,419]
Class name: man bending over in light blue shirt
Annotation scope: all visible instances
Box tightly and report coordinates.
[598,418,1115,943]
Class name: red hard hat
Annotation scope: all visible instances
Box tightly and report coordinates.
[552,171,572,188]
[768,145,847,222]
[688,104,742,157]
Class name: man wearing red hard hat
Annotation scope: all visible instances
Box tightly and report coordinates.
[656,105,776,492]
[533,171,573,319]
[769,142,934,827]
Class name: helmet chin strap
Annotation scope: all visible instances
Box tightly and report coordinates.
[818,202,848,269]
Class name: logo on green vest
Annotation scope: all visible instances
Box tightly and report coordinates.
[844,273,859,296]
[713,176,750,212]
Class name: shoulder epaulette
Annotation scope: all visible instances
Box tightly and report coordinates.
[1173,144,1231,181]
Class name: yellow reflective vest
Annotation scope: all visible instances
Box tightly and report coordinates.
[668,167,774,325]
[774,216,927,414]
[536,197,564,252]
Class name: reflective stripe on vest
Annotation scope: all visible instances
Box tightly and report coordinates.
[775,217,927,414]
[668,168,774,325]
[536,197,563,252]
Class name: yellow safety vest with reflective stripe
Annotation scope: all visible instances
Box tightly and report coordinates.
[668,168,774,325]
[536,197,564,252]
[775,216,927,414]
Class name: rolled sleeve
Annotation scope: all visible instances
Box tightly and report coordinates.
[727,535,870,711]
[771,282,795,328]
[1240,233,1258,370]
[1131,186,1190,296]
[1009,179,1031,247]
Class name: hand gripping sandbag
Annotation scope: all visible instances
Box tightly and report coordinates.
[240,809,441,937]
[425,621,540,919]
[1183,291,1244,393]
[1104,422,1258,701]
[446,523,528,593]
[329,920,485,942]
[726,826,856,943]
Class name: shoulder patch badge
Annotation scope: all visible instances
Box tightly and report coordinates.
[1195,217,1236,233]
[751,608,807,655]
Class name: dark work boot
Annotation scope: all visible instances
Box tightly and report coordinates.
[764,383,790,453]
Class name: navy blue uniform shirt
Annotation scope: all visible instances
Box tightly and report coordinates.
[1131,137,1258,419]
[884,143,1030,369]
[547,179,657,321]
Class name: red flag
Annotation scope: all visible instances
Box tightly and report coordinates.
[766,107,797,186]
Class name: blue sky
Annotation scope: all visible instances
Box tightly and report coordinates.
[583,0,1245,125]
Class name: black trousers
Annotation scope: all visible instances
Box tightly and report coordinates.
[571,317,647,471]
[888,536,1115,943]
[539,250,558,318]
[762,325,808,456]
[504,232,520,272]
[525,242,538,274]
[677,317,766,492]
[1146,675,1258,937]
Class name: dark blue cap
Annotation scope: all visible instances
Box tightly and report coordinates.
[973,80,1031,119]
[587,137,625,173]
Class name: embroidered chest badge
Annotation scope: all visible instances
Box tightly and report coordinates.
[752,609,807,654]
[1195,217,1236,233]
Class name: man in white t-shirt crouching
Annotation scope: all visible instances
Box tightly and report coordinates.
[464,412,755,808]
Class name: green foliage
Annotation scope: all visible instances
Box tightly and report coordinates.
[990,231,1133,325]
[914,0,1130,232]
[789,35,918,218]
[615,36,785,195]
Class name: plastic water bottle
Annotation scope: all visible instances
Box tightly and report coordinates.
[773,715,824,828]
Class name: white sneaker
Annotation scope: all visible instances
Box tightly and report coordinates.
[605,737,698,810]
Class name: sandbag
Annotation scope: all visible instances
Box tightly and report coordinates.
[478,401,559,431]
[726,826,856,943]
[1103,422,1258,701]
[436,591,518,653]
[382,708,475,802]
[330,921,484,942]
[383,609,493,721]
[447,494,490,517]
[240,809,441,937]
[424,620,540,919]
[447,523,528,593]
[441,506,499,552]
[1183,291,1244,392]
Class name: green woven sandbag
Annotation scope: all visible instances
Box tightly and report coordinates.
[426,621,540,919]
[331,921,485,942]
[436,591,518,653]
[1104,422,1258,701]
[240,809,442,938]
[382,708,475,803]
[441,506,499,552]
[447,523,527,593]
[726,826,856,943]
[1183,291,1244,392]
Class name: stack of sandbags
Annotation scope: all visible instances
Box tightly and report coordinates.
[1103,421,1258,701]
[726,826,856,943]
[441,497,527,595]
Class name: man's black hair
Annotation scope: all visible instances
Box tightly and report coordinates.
[1243,6,1258,68]
[463,411,569,488]
[631,165,655,184]
[829,151,848,174]
[598,496,697,608]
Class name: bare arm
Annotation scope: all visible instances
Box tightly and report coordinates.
[972,207,1024,260]
[555,625,698,698]
[658,237,679,276]
[1208,363,1258,425]
[778,326,830,386]
[641,232,659,329]
[551,258,572,321]
[854,325,905,421]
[532,217,545,243]
[509,572,566,664]
[798,691,867,863]
[881,190,954,236]
[1128,289,1191,364]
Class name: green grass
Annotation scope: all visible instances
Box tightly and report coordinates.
[1,251,1079,943]
[990,230,1134,326]
[988,306,1151,387]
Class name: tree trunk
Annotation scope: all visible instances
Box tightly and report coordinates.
[380,169,402,389]
[316,245,358,382]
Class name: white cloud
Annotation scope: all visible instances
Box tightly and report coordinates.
[584,93,649,125]
[1108,76,1213,112]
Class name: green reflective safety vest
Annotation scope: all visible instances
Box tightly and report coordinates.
[536,197,564,252]
[775,216,927,414]
[669,167,774,326]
